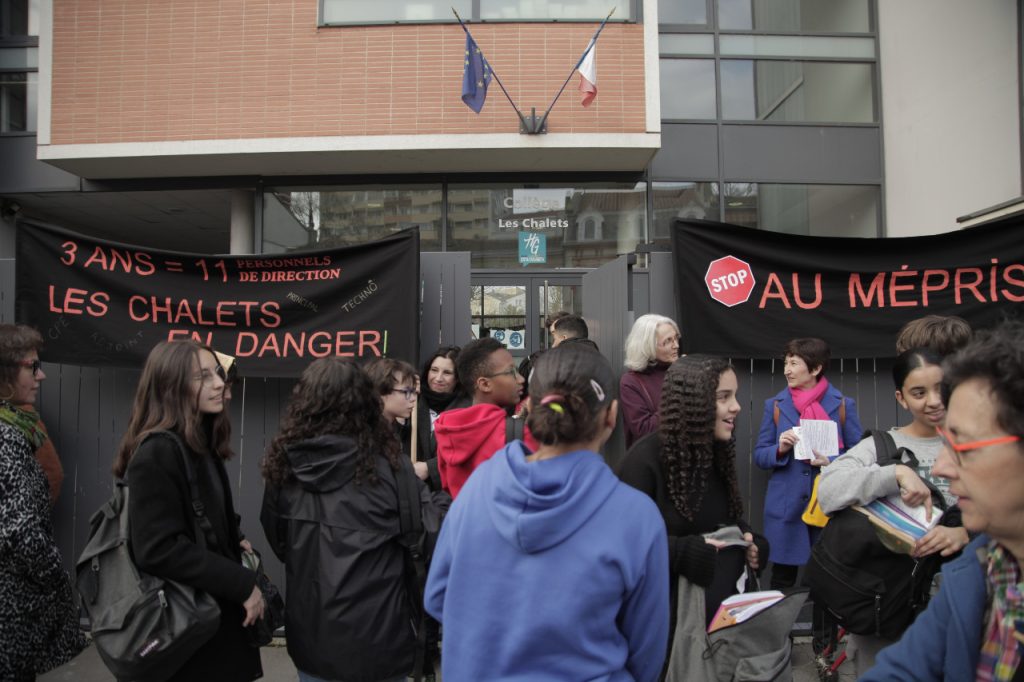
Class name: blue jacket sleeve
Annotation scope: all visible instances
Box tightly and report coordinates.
[754,399,785,470]
[619,517,670,682]
[838,397,863,456]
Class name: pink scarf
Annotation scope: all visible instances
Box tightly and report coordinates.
[790,378,844,448]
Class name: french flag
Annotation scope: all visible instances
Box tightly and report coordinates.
[578,40,597,108]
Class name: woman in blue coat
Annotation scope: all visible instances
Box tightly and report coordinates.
[754,337,861,588]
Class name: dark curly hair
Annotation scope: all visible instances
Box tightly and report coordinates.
[942,319,1024,440]
[658,354,744,522]
[262,358,401,485]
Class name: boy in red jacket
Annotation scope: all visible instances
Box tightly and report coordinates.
[434,338,535,497]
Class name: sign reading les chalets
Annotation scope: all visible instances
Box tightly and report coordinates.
[16,222,419,376]
[672,219,1024,358]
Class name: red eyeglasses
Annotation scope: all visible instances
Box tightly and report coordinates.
[936,425,1021,466]
[13,359,42,376]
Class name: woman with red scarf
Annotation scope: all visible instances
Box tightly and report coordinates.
[754,338,862,594]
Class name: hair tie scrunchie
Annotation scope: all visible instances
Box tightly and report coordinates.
[540,394,565,414]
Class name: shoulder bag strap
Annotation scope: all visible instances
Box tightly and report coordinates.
[505,414,524,444]
[155,431,219,550]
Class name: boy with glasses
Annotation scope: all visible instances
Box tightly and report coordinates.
[434,338,535,498]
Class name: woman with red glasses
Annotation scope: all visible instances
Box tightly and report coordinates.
[864,320,1024,681]
[0,324,86,680]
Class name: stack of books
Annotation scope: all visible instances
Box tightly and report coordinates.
[853,493,943,555]
[708,591,785,633]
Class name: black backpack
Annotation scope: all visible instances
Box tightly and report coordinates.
[805,431,948,638]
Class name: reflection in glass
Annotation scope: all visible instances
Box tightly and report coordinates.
[650,183,720,248]
[481,0,631,20]
[724,183,878,237]
[322,0,471,23]
[447,183,646,268]
[657,0,707,25]
[660,59,716,119]
[721,60,875,123]
[470,285,527,350]
[538,285,583,349]
[261,188,442,254]
[718,0,871,33]
[0,71,34,132]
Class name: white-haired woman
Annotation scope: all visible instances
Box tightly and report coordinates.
[621,314,681,448]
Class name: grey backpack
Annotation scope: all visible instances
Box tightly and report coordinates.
[76,431,221,682]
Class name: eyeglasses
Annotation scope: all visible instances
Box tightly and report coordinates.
[485,366,520,379]
[393,387,419,401]
[13,359,42,376]
[936,425,1021,466]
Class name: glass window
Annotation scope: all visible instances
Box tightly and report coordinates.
[447,183,646,268]
[724,183,879,237]
[720,35,875,59]
[650,182,720,248]
[0,70,35,132]
[658,0,707,26]
[480,0,626,21]
[718,0,871,33]
[659,33,715,55]
[1,0,38,38]
[721,60,875,123]
[660,58,716,119]
[261,187,442,254]
[322,0,633,24]
[470,285,527,346]
[322,1,471,24]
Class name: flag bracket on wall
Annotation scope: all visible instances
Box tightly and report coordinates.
[519,107,547,135]
[453,7,615,136]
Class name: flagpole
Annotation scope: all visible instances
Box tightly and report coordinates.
[452,8,532,131]
[535,7,615,133]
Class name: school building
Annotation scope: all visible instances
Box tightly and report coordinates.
[0,0,1020,577]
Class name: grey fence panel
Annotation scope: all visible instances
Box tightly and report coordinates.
[0,260,13,323]
[420,252,472,366]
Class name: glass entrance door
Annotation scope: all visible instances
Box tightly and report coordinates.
[470,274,584,364]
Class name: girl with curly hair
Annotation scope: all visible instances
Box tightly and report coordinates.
[619,354,769,640]
[260,358,447,682]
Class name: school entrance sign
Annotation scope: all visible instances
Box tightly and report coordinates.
[704,256,755,307]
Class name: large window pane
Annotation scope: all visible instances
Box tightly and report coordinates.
[660,34,715,55]
[1,0,39,38]
[480,0,631,21]
[0,71,35,132]
[650,182,720,248]
[447,184,646,268]
[261,188,442,254]
[323,1,471,24]
[720,35,875,59]
[658,0,707,26]
[718,0,871,33]
[721,60,875,123]
[724,183,879,237]
[660,59,716,119]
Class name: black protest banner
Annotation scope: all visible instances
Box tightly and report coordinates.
[671,218,1024,358]
[16,221,419,376]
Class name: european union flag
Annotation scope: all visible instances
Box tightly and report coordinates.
[462,33,491,114]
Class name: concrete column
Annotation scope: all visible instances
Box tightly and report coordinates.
[230,190,255,255]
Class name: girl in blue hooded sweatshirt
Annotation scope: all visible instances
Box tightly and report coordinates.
[425,343,670,682]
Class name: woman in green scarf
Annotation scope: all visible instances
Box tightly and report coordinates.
[0,324,86,680]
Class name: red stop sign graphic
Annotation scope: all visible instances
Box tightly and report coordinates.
[704,256,756,307]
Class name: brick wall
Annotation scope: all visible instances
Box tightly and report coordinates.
[50,1,648,144]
